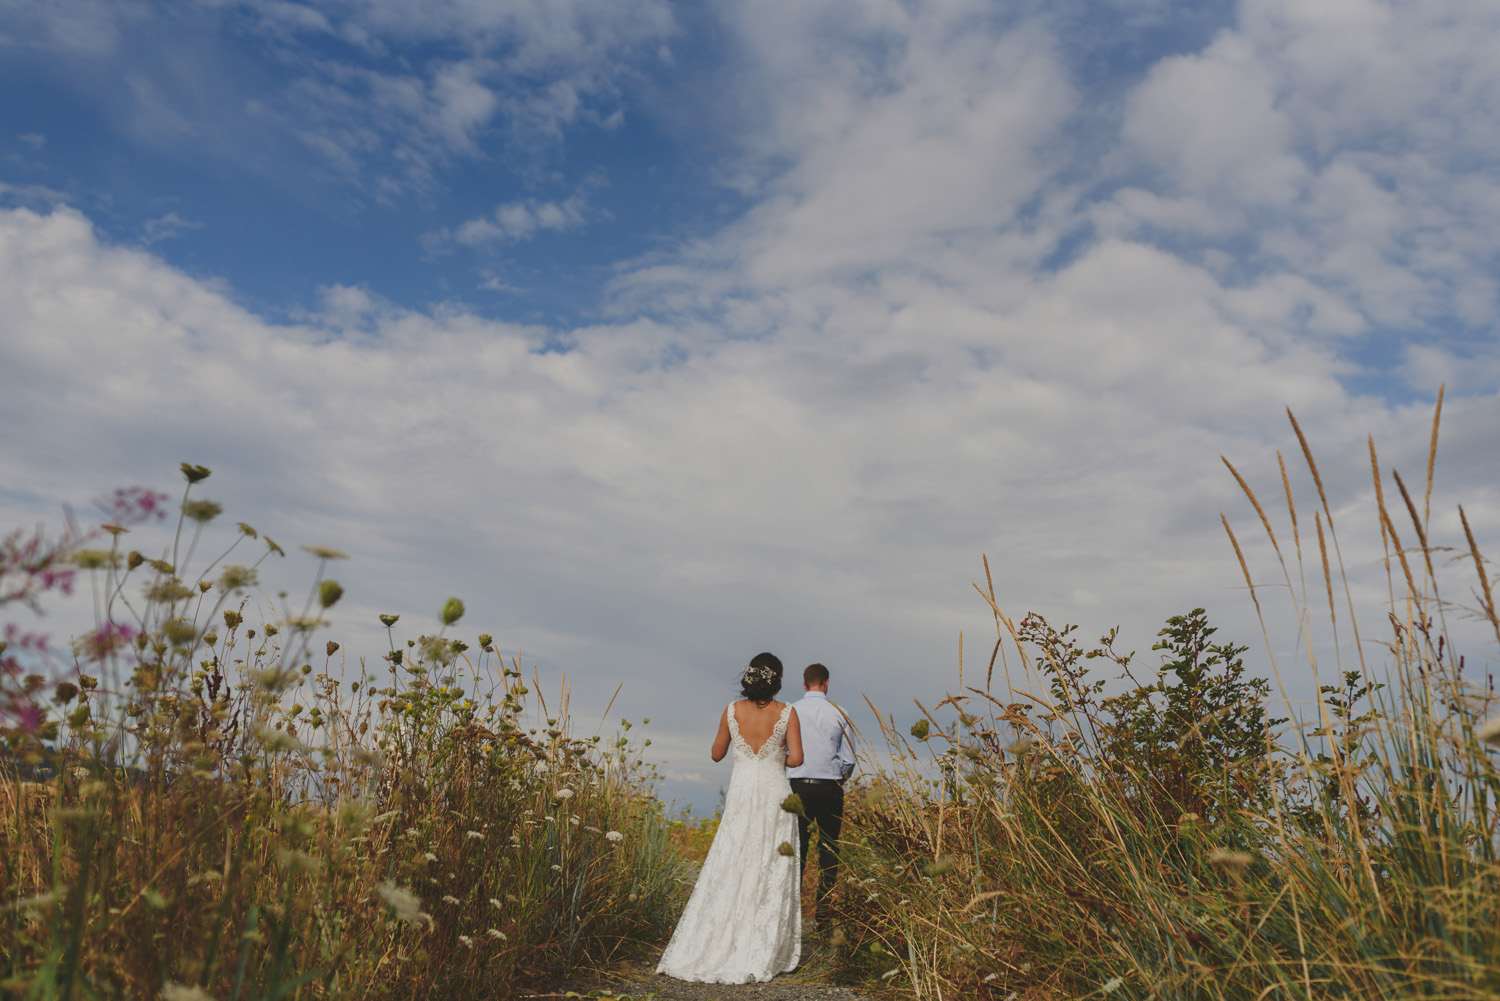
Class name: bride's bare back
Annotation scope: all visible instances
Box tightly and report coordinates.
[712,699,803,766]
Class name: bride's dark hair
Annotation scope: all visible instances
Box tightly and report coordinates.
[740,652,783,705]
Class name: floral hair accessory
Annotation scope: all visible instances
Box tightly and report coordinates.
[743,664,776,685]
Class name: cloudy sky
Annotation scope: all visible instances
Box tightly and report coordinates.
[3,0,1498,809]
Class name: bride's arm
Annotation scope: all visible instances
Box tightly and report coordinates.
[783,707,804,769]
[711,707,732,762]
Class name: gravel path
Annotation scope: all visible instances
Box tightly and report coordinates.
[534,937,882,1001]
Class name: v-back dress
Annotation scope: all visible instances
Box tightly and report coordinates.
[656,702,802,983]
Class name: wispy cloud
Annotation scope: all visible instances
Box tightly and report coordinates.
[140,210,201,245]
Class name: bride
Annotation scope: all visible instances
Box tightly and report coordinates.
[656,653,805,983]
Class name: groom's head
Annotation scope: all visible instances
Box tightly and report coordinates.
[803,663,829,692]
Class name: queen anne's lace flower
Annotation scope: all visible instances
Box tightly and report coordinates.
[605,830,624,842]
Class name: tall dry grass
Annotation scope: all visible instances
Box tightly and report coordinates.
[1,465,688,999]
[827,394,1500,1000]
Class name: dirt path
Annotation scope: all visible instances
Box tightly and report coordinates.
[534,936,881,1001]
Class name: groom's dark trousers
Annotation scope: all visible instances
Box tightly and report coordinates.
[789,777,843,916]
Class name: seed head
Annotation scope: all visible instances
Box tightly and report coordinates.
[319,580,344,609]
[181,499,223,524]
[180,463,211,484]
[440,598,465,626]
[910,719,930,740]
[780,793,805,816]
[1208,848,1254,870]
[923,856,957,877]
[777,841,795,857]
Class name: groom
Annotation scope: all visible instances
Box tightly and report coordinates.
[787,663,855,925]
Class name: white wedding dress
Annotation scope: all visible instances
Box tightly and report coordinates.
[656,702,802,983]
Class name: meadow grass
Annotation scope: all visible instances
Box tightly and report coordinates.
[821,395,1500,1000]
[1,467,688,999]
[7,395,1500,1001]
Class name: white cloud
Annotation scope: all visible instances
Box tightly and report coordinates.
[449,195,589,247]
[9,193,1496,810]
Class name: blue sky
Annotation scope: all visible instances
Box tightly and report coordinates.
[3,0,1499,810]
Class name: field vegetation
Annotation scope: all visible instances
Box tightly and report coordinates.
[1,467,685,1000]
[824,396,1500,999]
[4,396,1500,1001]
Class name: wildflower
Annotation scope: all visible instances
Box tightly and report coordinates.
[216,565,258,593]
[181,499,223,523]
[923,857,957,877]
[556,787,574,799]
[1102,977,1125,995]
[375,881,431,927]
[1006,737,1034,756]
[465,830,484,840]
[487,928,507,940]
[254,727,307,753]
[440,597,465,626]
[490,898,503,908]
[301,545,349,560]
[424,852,438,862]
[605,831,624,843]
[319,580,344,609]
[584,826,601,834]
[160,982,213,1001]
[1208,848,1254,870]
[443,895,461,905]
[458,934,474,948]
[982,973,998,983]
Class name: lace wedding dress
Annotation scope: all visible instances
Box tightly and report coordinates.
[656,702,802,983]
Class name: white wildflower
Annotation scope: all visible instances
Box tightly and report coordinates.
[458,934,474,948]
[584,826,601,834]
[1102,977,1125,995]
[160,983,212,1001]
[424,852,438,862]
[442,895,460,905]
[487,928,507,940]
[551,864,562,871]
[605,831,623,843]
[465,830,484,840]
[556,787,574,799]
[489,898,503,909]
[375,880,431,927]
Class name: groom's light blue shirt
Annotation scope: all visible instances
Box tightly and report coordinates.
[787,691,855,781]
